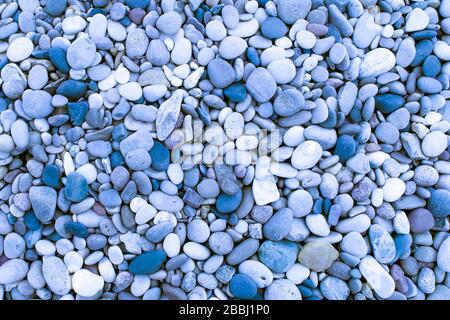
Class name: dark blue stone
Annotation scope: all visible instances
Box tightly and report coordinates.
[261,17,288,39]
[246,47,260,66]
[216,190,242,213]
[42,164,60,188]
[313,198,323,214]
[24,211,41,231]
[323,199,332,214]
[88,81,99,92]
[228,213,239,225]
[334,134,356,161]
[197,104,212,126]
[112,124,128,141]
[257,0,270,5]
[427,189,450,217]
[411,30,437,40]
[125,0,150,8]
[46,0,68,16]
[196,8,205,22]
[110,151,125,169]
[151,178,160,190]
[229,274,258,299]
[411,40,434,67]
[47,232,62,241]
[64,172,89,203]
[0,98,8,112]
[31,50,49,59]
[49,47,70,73]
[56,80,88,101]
[375,94,405,114]
[64,221,89,238]
[68,101,89,126]
[149,141,170,171]
[394,234,412,261]
[422,55,441,77]
[129,250,167,274]
[223,83,247,103]
[298,285,314,298]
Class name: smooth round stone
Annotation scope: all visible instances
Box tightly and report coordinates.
[427,189,450,217]
[219,36,247,60]
[422,131,448,157]
[288,190,313,217]
[156,11,182,35]
[375,122,399,145]
[208,232,234,255]
[187,219,210,243]
[216,190,242,213]
[417,77,443,94]
[382,178,405,202]
[64,172,89,203]
[72,269,104,297]
[258,240,299,273]
[129,250,166,274]
[126,29,149,58]
[57,80,88,101]
[4,233,25,259]
[422,55,441,77]
[306,214,330,236]
[29,186,57,223]
[408,208,435,234]
[46,0,67,16]
[149,141,170,171]
[320,276,350,300]
[261,17,288,39]
[42,256,71,295]
[267,59,296,84]
[264,279,302,300]
[245,67,277,103]
[62,15,87,35]
[197,179,220,198]
[369,224,396,264]
[375,94,405,114]
[359,256,395,299]
[277,0,311,24]
[205,20,227,41]
[359,48,396,78]
[7,37,33,62]
[207,58,235,89]
[125,149,151,170]
[291,140,322,170]
[222,5,239,29]
[296,30,316,49]
[340,231,367,258]
[298,240,339,272]
[223,83,247,103]
[263,208,293,241]
[67,38,97,70]
[334,135,356,162]
[28,65,48,90]
[22,89,53,119]
[273,89,304,116]
[0,259,29,285]
[0,134,14,153]
[171,38,192,65]
[229,274,258,299]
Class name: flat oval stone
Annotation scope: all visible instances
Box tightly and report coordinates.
[298,240,338,272]
[263,208,293,241]
[369,224,396,264]
[258,240,299,273]
[129,250,167,274]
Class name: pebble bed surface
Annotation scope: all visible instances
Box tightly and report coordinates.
[0,0,450,301]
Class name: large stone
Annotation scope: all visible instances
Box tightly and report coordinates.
[298,240,338,272]
[29,186,57,223]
